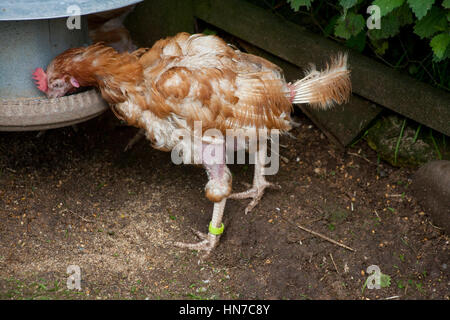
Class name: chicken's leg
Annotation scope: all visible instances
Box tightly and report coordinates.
[124,128,145,151]
[174,198,226,256]
[229,147,280,214]
[174,143,231,259]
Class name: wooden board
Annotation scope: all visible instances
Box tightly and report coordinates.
[125,0,196,47]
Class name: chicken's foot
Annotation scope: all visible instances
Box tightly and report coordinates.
[229,148,280,214]
[174,198,226,260]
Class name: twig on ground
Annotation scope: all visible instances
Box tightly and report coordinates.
[280,155,290,164]
[374,210,381,221]
[428,221,444,230]
[329,253,339,274]
[60,208,96,223]
[347,152,377,165]
[281,216,356,252]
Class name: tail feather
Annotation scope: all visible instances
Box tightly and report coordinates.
[288,53,351,109]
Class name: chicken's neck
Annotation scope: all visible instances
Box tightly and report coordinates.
[69,47,144,105]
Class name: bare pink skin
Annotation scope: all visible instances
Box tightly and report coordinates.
[32,67,79,99]
[46,77,78,98]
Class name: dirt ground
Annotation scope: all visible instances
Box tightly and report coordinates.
[0,111,448,300]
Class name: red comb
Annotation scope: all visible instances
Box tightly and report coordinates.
[32,68,48,93]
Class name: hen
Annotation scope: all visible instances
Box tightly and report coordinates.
[33,32,351,258]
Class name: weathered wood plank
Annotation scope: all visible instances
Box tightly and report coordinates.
[126,0,196,47]
[236,40,382,147]
[194,0,450,136]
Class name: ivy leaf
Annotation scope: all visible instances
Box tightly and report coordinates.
[370,38,389,55]
[413,7,448,39]
[430,33,450,60]
[339,0,359,9]
[368,13,400,39]
[407,0,435,20]
[324,15,340,37]
[201,28,217,35]
[444,0,450,9]
[373,0,405,17]
[393,3,414,26]
[346,31,366,52]
[287,0,314,11]
[335,12,365,40]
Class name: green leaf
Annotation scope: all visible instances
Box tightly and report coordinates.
[380,273,392,288]
[201,28,217,36]
[339,0,358,9]
[346,31,367,52]
[371,38,389,55]
[430,33,450,60]
[407,0,435,20]
[373,0,405,17]
[368,4,412,40]
[287,0,314,11]
[368,13,401,39]
[413,7,448,39]
[324,15,340,37]
[335,12,365,40]
[444,0,450,9]
[393,3,414,26]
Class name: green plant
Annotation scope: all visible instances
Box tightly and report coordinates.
[394,118,407,165]
[361,272,391,293]
[288,0,449,60]
[280,0,450,90]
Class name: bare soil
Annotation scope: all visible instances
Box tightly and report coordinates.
[0,111,448,300]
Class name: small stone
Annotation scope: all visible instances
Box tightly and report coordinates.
[411,160,450,234]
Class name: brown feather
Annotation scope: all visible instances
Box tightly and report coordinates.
[289,53,351,109]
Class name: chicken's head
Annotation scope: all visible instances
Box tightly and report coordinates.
[33,62,80,99]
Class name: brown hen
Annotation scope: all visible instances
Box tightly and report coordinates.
[33,32,351,258]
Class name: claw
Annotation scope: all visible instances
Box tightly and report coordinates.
[189,227,208,240]
[229,180,280,214]
[174,187,227,262]
[174,229,221,261]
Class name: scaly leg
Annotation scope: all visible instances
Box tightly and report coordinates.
[174,142,231,259]
[229,147,280,214]
[124,128,145,151]
[174,198,226,259]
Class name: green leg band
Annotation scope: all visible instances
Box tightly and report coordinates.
[209,222,224,235]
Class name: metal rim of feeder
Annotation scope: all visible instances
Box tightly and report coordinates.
[0,90,108,131]
[0,0,142,131]
[0,0,143,20]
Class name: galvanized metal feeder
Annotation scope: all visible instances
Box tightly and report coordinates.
[0,0,141,131]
